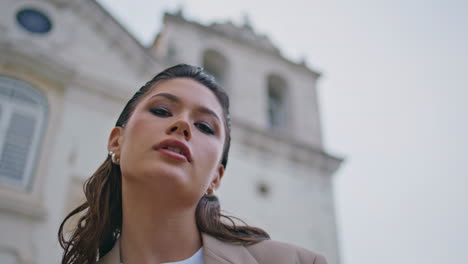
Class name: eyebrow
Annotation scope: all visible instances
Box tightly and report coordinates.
[150,93,221,122]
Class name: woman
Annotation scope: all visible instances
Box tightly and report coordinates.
[58,64,327,264]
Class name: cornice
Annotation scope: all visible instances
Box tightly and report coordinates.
[162,13,322,79]
[0,42,76,88]
[0,189,47,220]
[0,42,144,102]
[66,0,160,77]
[232,118,343,175]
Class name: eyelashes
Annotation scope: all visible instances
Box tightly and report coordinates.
[195,122,215,135]
[149,108,215,135]
[150,108,171,117]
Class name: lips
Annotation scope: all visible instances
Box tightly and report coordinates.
[153,139,192,162]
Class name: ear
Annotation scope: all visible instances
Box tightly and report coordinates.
[210,164,225,191]
[108,127,124,154]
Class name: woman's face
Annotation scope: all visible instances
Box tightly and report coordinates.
[108,78,226,205]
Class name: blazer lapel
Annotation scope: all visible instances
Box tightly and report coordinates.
[201,233,259,264]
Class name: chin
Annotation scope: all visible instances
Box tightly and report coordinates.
[131,161,190,185]
[123,166,201,208]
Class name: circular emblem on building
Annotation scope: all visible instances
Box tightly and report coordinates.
[16,8,52,34]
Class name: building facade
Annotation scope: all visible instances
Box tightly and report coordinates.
[0,1,343,263]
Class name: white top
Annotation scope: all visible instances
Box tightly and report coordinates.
[162,248,204,264]
[120,248,204,264]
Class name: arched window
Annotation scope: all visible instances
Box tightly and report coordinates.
[267,74,288,131]
[202,49,228,88]
[0,76,48,190]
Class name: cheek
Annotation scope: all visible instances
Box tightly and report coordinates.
[195,139,223,174]
[127,114,151,136]
[121,115,161,157]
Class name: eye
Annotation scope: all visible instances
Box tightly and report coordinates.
[150,107,171,117]
[196,122,215,135]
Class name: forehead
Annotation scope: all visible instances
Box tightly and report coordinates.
[143,78,224,116]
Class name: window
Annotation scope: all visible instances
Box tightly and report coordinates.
[256,180,271,198]
[267,74,288,131]
[16,8,53,34]
[0,77,48,190]
[167,42,177,59]
[202,49,228,88]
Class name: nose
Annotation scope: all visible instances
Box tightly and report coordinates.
[166,118,191,140]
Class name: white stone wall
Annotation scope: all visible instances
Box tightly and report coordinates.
[0,55,67,264]
[219,141,328,249]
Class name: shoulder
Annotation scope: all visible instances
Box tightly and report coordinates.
[202,232,327,264]
[245,239,328,264]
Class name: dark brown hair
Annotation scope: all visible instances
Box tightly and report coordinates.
[58,64,270,264]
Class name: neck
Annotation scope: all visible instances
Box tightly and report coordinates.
[119,181,202,264]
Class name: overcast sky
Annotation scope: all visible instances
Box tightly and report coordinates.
[96,0,468,263]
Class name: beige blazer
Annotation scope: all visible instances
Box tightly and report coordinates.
[98,232,327,264]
